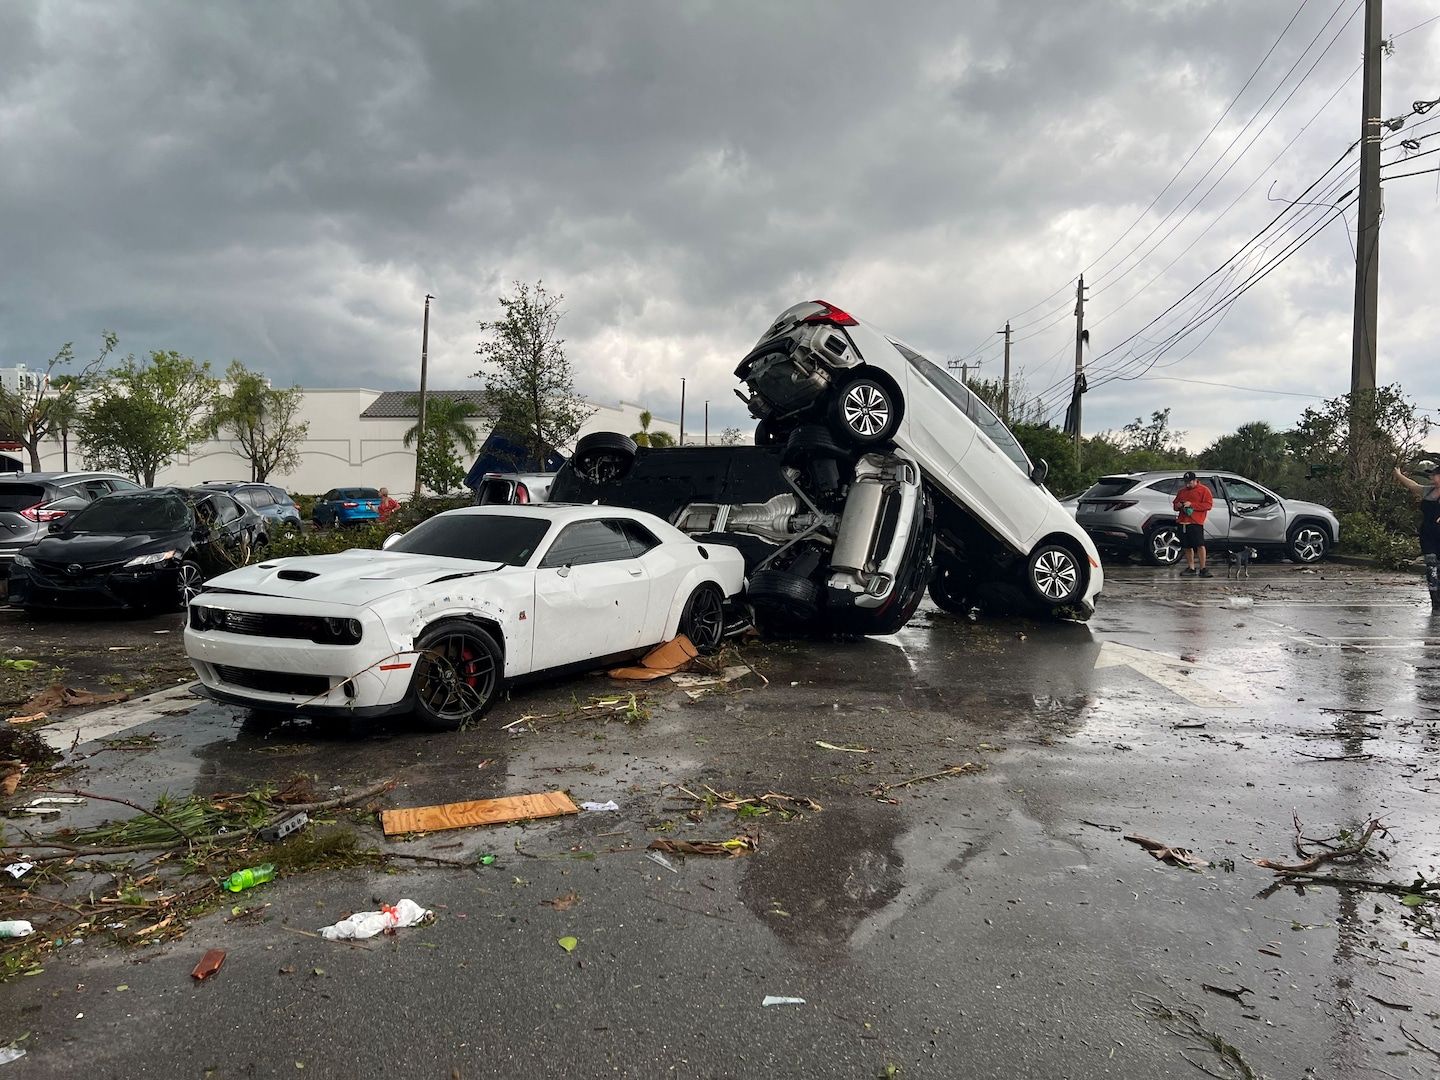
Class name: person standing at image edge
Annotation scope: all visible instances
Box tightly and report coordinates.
[1392,464,1440,610]
[1174,471,1214,578]
[378,487,400,522]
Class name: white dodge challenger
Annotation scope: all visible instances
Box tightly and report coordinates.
[184,505,746,730]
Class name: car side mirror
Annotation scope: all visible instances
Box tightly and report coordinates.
[1030,459,1049,485]
[381,532,403,550]
[557,565,572,579]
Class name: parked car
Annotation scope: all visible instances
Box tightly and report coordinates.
[200,482,302,538]
[7,487,263,611]
[0,471,142,575]
[1072,471,1340,565]
[473,472,556,506]
[184,505,746,730]
[313,488,381,528]
[723,299,1101,617]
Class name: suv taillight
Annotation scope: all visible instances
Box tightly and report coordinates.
[1092,500,1137,511]
[19,504,67,523]
[800,300,858,327]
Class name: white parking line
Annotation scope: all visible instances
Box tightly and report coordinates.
[41,683,201,752]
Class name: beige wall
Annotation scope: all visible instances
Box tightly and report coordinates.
[26,390,679,495]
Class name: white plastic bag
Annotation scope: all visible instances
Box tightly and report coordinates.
[319,899,432,941]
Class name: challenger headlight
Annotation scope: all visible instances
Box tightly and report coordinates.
[321,617,364,645]
[11,553,33,569]
[124,549,181,568]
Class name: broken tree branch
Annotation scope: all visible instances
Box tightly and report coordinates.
[867,763,982,798]
[265,779,394,814]
[32,787,196,844]
[1254,818,1382,873]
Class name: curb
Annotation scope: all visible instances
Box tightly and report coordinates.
[1327,553,1424,572]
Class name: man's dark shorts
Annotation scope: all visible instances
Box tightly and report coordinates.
[1180,523,1205,549]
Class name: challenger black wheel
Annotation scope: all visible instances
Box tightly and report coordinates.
[678,583,726,654]
[411,620,503,732]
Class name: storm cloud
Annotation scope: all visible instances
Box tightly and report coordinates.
[2,0,1436,448]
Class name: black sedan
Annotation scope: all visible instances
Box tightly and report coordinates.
[6,487,262,612]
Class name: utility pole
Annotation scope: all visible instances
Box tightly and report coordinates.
[946,357,983,385]
[1350,0,1383,402]
[413,293,433,499]
[704,401,709,445]
[1072,275,1086,468]
[679,378,686,446]
[1000,321,1012,424]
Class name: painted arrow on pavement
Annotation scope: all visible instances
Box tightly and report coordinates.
[1094,641,1235,709]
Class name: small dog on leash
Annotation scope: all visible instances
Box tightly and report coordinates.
[1226,547,1259,578]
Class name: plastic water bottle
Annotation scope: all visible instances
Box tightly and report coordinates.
[0,921,34,938]
[223,863,276,893]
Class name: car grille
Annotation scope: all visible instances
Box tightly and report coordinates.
[190,608,351,642]
[212,665,330,697]
[34,558,128,581]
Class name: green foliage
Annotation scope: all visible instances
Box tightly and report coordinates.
[718,426,744,446]
[1009,423,1192,499]
[1197,421,1301,494]
[209,361,309,483]
[0,333,116,470]
[1338,511,1421,569]
[475,280,593,464]
[263,495,471,559]
[77,350,218,485]
[1287,384,1431,531]
[1121,409,1189,457]
[403,395,478,494]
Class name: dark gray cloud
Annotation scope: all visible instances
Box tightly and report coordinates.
[1,0,1436,446]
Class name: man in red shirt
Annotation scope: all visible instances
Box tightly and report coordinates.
[1173,471,1215,577]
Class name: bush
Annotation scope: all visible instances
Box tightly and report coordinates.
[1337,511,1420,570]
[258,494,474,561]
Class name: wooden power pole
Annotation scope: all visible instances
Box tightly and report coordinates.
[413,293,433,499]
[1072,275,1086,467]
[1000,321,1012,423]
[1350,0,1383,400]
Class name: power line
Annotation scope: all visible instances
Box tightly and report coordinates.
[1128,375,1325,398]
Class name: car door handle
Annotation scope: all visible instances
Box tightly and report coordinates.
[627,569,643,577]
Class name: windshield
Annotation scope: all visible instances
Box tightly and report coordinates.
[388,513,551,565]
[892,342,1033,473]
[1082,478,1140,499]
[61,492,193,534]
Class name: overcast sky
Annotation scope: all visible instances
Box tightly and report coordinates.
[2,0,1436,449]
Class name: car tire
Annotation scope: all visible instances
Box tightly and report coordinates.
[928,559,973,616]
[678,582,726,655]
[1145,526,1183,567]
[572,432,639,485]
[411,619,504,732]
[176,561,204,609]
[780,424,845,467]
[1025,543,1084,607]
[829,372,901,447]
[1286,523,1329,563]
[748,570,821,621]
[755,419,783,447]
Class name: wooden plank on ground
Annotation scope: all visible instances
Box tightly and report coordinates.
[381,790,579,836]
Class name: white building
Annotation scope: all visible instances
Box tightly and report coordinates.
[7,388,679,493]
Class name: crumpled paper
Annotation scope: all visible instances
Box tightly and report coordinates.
[319,899,432,941]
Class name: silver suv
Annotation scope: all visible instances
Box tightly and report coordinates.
[1073,471,1339,565]
[0,471,141,573]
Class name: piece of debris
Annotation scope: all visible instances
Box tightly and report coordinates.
[2,862,34,879]
[679,786,821,816]
[1365,993,1412,1011]
[815,740,872,754]
[1171,722,1207,730]
[381,791,579,836]
[3,712,46,726]
[259,812,310,843]
[644,851,679,874]
[1134,993,1259,1078]
[541,892,581,911]
[671,666,750,699]
[0,1047,26,1065]
[0,763,21,798]
[319,899,433,941]
[17,685,128,714]
[761,996,806,1007]
[1124,834,1210,871]
[223,863,277,893]
[609,636,699,681]
[0,921,35,938]
[191,949,227,981]
[579,800,620,813]
[1253,818,1383,873]
[649,835,757,858]
[866,762,982,799]
[1201,984,1253,1002]
[557,935,578,953]
[0,659,39,672]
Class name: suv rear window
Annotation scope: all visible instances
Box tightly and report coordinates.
[1081,478,1139,500]
[0,483,48,512]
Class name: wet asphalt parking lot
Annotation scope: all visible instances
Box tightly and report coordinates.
[2,560,1440,1079]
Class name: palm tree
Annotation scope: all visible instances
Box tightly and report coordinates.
[403,395,480,457]
[632,409,676,448]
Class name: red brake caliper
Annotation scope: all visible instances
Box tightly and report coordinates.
[459,644,479,686]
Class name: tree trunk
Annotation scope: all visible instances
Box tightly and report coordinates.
[25,438,41,472]
[144,466,157,487]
